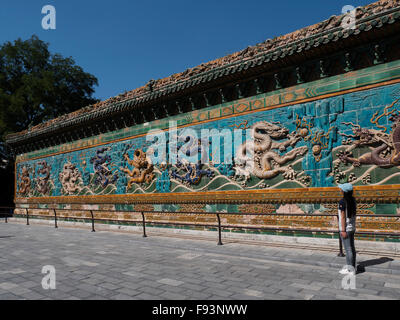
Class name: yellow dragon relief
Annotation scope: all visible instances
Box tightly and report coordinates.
[18,166,31,196]
[121,149,155,189]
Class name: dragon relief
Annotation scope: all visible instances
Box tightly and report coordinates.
[121,148,155,189]
[18,166,31,196]
[90,147,118,188]
[171,159,214,185]
[339,99,400,168]
[170,135,214,185]
[235,121,308,179]
[35,161,52,196]
[59,161,83,195]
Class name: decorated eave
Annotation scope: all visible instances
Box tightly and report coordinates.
[6,1,400,154]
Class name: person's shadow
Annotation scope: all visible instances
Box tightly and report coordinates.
[357,257,394,274]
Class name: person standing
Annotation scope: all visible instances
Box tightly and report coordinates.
[338,183,357,275]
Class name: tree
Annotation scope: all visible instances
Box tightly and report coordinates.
[0,35,99,139]
[0,35,99,205]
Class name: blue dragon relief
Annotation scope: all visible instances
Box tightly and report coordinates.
[170,135,214,185]
[171,160,214,185]
[90,147,118,188]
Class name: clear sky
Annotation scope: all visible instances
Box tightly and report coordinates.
[1,0,374,102]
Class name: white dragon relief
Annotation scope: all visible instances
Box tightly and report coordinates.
[59,161,83,195]
[236,121,307,179]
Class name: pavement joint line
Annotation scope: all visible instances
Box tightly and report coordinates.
[355,270,400,279]
[243,289,264,297]
[176,253,203,260]
[204,252,338,271]
[384,282,400,288]
[157,278,185,287]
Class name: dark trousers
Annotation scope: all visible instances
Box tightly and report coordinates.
[341,230,356,269]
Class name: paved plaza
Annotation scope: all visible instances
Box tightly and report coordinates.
[0,222,400,300]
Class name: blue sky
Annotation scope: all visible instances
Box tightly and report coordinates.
[1,0,373,102]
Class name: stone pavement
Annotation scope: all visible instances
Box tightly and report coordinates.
[0,222,400,300]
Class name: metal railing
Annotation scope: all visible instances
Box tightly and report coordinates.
[3,205,400,256]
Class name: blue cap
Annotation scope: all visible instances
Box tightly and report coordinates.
[338,183,353,192]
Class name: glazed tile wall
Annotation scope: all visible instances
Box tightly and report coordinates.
[15,82,400,207]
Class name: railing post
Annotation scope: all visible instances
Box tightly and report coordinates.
[141,212,147,238]
[90,210,95,232]
[53,209,58,229]
[26,208,29,226]
[216,213,223,246]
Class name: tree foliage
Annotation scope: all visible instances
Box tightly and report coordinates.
[0,35,99,204]
[0,35,99,140]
